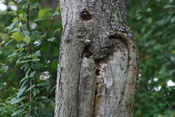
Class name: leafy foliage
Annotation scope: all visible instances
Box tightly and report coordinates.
[0,0,61,116]
[128,0,175,116]
[1,0,175,117]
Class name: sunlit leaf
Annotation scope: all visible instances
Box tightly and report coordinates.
[12,32,24,41]
[0,33,3,37]
[56,6,60,12]
[38,8,52,19]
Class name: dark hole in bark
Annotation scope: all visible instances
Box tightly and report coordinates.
[95,69,100,76]
[109,35,117,39]
[109,34,124,40]
[82,45,92,58]
[95,89,97,95]
[80,8,92,21]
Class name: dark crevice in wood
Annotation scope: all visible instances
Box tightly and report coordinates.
[109,34,128,47]
[109,34,125,40]
[80,8,92,21]
[82,45,92,58]
[95,69,100,76]
[92,85,97,117]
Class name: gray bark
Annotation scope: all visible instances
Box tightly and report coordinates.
[55,0,138,117]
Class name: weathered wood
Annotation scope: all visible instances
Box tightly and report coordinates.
[55,0,138,117]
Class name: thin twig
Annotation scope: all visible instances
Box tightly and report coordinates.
[35,16,56,51]
[25,0,33,115]
[16,0,24,35]
[26,0,32,55]
[0,67,16,79]
[0,31,10,49]
[0,82,10,97]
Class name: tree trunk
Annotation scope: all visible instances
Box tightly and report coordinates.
[55,0,138,117]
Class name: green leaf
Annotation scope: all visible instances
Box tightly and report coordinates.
[54,28,61,35]
[34,19,45,23]
[24,35,31,44]
[7,52,18,62]
[38,8,52,19]
[0,33,3,37]
[157,115,165,117]
[12,32,24,41]
[17,0,23,3]
[51,61,57,69]
[146,8,152,12]
[1,65,9,72]
[23,31,30,36]
[47,37,55,42]
[10,96,27,105]
[163,4,175,9]
[37,82,49,87]
[4,39,13,47]
[9,1,15,5]
[34,50,41,56]
[17,86,27,98]
[42,113,53,117]
[11,109,24,116]
[170,16,175,23]
[26,85,35,92]
[9,21,18,30]
[56,6,60,12]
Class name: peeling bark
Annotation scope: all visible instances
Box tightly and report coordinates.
[55,0,138,117]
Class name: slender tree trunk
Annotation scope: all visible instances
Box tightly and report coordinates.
[55,0,138,117]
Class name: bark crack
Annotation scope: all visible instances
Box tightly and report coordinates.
[92,84,98,117]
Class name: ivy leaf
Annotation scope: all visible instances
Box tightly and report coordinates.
[38,8,52,19]
[24,35,31,44]
[12,32,24,41]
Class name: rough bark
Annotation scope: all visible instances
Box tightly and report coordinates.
[55,0,138,117]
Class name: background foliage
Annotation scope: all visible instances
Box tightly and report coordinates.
[128,0,175,116]
[0,0,61,116]
[0,0,175,117]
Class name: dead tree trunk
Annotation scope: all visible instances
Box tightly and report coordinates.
[55,0,138,117]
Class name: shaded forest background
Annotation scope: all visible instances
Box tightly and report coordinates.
[0,0,175,116]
